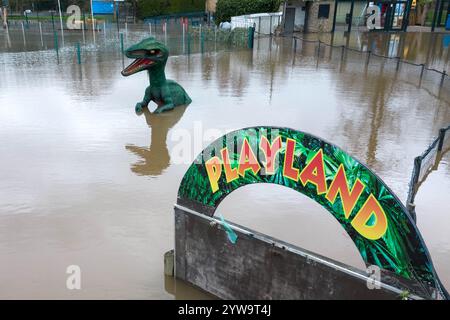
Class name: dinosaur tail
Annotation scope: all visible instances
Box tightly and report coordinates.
[183,88,192,105]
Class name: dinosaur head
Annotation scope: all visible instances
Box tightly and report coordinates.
[121,37,169,77]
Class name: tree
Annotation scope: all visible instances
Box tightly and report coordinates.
[136,0,205,19]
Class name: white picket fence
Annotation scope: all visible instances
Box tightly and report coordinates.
[231,12,282,34]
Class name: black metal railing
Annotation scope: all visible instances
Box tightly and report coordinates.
[406,125,450,220]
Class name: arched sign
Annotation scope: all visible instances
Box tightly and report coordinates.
[177,126,448,299]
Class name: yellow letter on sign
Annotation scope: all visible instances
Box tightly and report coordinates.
[205,156,223,193]
[351,194,388,240]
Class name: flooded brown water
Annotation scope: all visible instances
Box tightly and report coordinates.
[0,27,449,299]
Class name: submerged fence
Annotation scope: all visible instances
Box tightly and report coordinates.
[1,18,256,55]
[289,34,449,89]
[406,125,450,219]
[7,17,448,80]
[283,33,450,103]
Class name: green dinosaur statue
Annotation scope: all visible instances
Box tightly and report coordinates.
[121,37,192,114]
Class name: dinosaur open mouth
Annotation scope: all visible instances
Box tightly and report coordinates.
[121,58,155,76]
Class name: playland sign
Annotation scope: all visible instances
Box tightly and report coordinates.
[204,133,386,241]
[178,126,446,296]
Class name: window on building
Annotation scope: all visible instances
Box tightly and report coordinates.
[318,4,330,19]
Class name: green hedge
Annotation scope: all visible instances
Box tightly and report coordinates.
[215,0,282,25]
[137,0,205,19]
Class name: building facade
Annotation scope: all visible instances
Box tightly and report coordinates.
[282,0,336,33]
[281,0,422,33]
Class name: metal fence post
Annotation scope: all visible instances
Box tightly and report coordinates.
[438,128,446,151]
[247,26,255,49]
[406,156,422,222]
[419,64,425,80]
[366,50,371,65]
[120,33,124,54]
[39,22,44,47]
[200,25,204,54]
[411,156,422,200]
[414,156,422,186]
[54,31,59,54]
[164,21,167,45]
[215,24,218,43]
[76,42,81,64]
[82,21,86,44]
[187,32,191,55]
[258,16,261,35]
[21,22,26,46]
[269,15,273,36]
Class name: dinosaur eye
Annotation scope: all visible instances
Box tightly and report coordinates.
[150,50,156,54]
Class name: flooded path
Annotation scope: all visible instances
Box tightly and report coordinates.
[0,29,449,298]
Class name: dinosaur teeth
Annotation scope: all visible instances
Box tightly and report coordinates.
[121,58,154,76]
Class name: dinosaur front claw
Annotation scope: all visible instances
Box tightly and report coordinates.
[135,102,145,114]
[134,102,145,116]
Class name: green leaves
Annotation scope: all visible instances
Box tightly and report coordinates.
[137,0,205,19]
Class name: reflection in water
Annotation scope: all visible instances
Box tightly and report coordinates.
[329,31,449,72]
[366,62,389,167]
[126,105,187,176]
